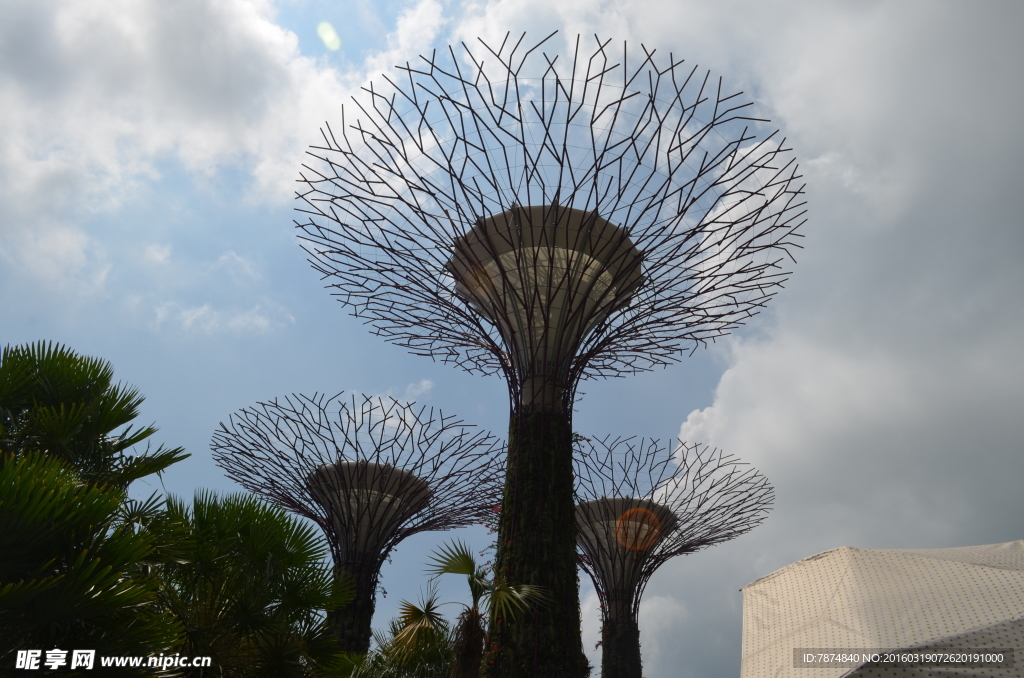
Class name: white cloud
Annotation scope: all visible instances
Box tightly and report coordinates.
[450,0,633,54]
[679,319,1024,541]
[152,300,295,335]
[2,0,295,202]
[680,334,917,466]
[638,595,688,667]
[0,0,462,298]
[580,587,602,667]
[361,0,446,80]
[0,222,111,295]
[213,250,260,282]
[403,379,434,400]
[144,243,172,264]
[0,0,341,294]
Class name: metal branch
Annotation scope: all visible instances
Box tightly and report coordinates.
[573,435,773,622]
[294,33,807,409]
[210,392,504,653]
[212,392,503,570]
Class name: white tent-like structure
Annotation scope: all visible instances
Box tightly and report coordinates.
[741,541,1024,678]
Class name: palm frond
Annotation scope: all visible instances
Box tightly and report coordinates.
[424,539,476,578]
[389,585,451,662]
[425,539,488,609]
[486,581,550,622]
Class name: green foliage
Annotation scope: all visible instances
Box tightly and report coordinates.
[0,341,188,489]
[157,491,353,677]
[425,540,548,624]
[0,452,183,669]
[322,540,552,678]
[351,588,455,678]
[426,540,486,610]
[389,587,452,664]
[0,342,193,672]
[426,540,549,678]
[316,651,369,678]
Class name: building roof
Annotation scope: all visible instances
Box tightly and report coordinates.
[740,541,1024,678]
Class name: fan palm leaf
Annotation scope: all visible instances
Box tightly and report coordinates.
[0,452,182,664]
[0,341,188,489]
[425,539,550,678]
[156,491,352,676]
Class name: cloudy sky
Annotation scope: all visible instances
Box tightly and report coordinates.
[2,1,1022,675]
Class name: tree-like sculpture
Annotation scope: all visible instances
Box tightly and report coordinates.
[295,32,804,676]
[210,393,503,654]
[574,436,774,678]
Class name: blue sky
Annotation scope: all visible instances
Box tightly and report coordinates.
[2,1,1023,675]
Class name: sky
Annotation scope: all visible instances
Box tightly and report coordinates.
[2,1,1023,676]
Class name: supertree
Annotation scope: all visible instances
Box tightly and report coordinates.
[295,32,805,676]
[210,392,504,654]
[574,436,773,678]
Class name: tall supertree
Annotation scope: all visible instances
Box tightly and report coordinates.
[574,436,773,678]
[210,393,503,654]
[295,32,805,676]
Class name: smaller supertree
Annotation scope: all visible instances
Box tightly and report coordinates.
[574,436,773,678]
[211,392,504,654]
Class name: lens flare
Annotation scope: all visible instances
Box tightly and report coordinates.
[317,22,341,51]
[615,507,661,551]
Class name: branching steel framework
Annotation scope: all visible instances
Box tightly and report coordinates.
[574,436,773,678]
[296,32,806,400]
[210,393,503,654]
[293,31,804,676]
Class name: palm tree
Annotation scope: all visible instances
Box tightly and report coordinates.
[0,340,187,489]
[156,491,352,677]
[425,541,548,678]
[0,451,183,669]
[335,542,547,678]
[1,341,195,671]
[343,586,454,678]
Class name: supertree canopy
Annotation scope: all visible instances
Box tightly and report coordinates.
[210,393,503,654]
[574,437,774,678]
[295,32,804,676]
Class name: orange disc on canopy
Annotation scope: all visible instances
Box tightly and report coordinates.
[615,507,662,551]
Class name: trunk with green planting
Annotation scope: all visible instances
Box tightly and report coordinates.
[601,613,642,678]
[482,408,588,678]
[330,561,377,654]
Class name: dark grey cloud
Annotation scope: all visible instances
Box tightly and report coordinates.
[654,3,1024,677]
